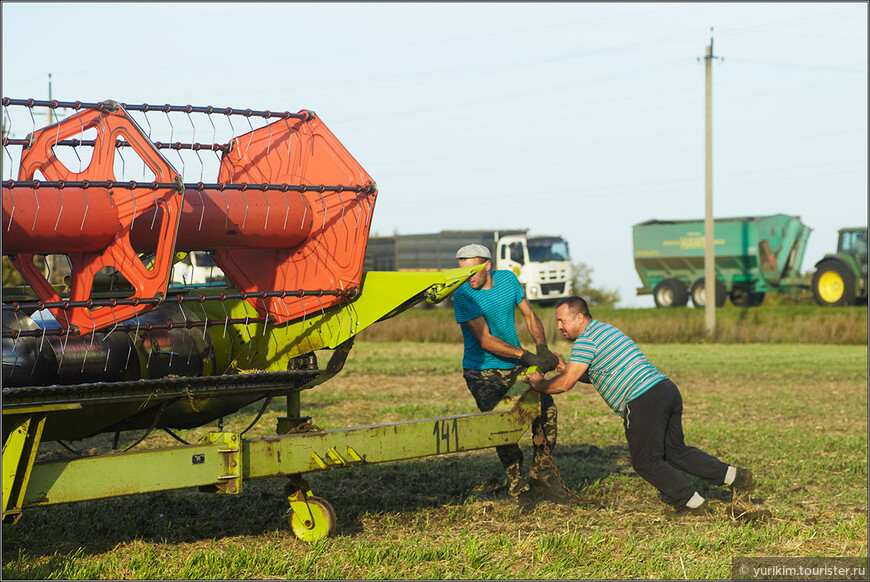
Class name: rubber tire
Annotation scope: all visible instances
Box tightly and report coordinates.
[812,261,856,306]
[749,292,766,307]
[729,286,753,307]
[690,278,727,309]
[653,279,688,308]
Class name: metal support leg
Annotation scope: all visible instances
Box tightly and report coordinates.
[2,414,46,523]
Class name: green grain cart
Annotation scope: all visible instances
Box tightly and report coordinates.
[633,214,812,308]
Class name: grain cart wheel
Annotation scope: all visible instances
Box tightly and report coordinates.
[653,279,688,308]
[690,278,727,309]
[813,261,856,306]
[730,286,763,307]
[288,496,337,542]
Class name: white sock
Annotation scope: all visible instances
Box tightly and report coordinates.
[686,492,705,508]
[724,466,737,486]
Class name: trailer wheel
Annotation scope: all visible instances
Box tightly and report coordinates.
[729,286,752,307]
[653,279,688,308]
[288,496,337,542]
[730,286,764,307]
[690,278,727,308]
[812,261,856,306]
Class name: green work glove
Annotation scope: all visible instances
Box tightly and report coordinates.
[535,343,559,374]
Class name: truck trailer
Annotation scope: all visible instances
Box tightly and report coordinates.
[364,229,574,304]
[633,214,812,308]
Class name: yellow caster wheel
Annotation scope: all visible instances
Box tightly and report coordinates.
[288,496,336,542]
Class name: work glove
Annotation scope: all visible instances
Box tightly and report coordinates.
[535,343,559,374]
[519,350,546,370]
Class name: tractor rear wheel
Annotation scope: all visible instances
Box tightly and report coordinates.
[812,261,856,306]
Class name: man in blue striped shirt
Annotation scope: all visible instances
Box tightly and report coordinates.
[525,296,754,516]
[453,243,566,513]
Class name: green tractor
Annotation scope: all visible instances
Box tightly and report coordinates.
[812,227,868,306]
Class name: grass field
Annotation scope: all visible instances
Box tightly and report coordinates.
[2,337,867,579]
[359,304,868,345]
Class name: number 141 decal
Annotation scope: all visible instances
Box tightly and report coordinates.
[432,419,459,453]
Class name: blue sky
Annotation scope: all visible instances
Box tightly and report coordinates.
[3,2,866,307]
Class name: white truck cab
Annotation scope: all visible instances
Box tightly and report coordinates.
[496,234,573,303]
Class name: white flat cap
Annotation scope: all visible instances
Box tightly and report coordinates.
[455,243,492,260]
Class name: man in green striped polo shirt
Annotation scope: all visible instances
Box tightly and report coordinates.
[524,296,754,516]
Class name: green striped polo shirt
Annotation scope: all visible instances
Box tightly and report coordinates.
[569,319,666,416]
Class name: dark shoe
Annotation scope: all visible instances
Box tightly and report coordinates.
[529,474,572,504]
[666,499,713,517]
[516,490,537,514]
[730,467,754,500]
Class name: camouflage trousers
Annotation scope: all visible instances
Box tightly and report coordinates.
[463,366,559,496]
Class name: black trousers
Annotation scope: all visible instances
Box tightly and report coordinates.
[623,378,729,507]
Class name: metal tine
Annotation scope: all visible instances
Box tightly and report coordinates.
[130,189,138,231]
[5,188,13,231]
[317,191,327,232]
[315,294,325,338]
[80,187,89,231]
[265,118,273,156]
[226,113,236,148]
[243,309,254,365]
[241,189,249,229]
[150,188,159,230]
[55,320,71,374]
[42,255,51,285]
[87,309,97,349]
[260,296,269,337]
[219,187,230,230]
[280,190,290,230]
[196,188,206,231]
[263,189,271,230]
[30,320,49,377]
[103,333,112,372]
[74,114,84,173]
[124,314,140,369]
[146,327,155,368]
[351,194,362,230]
[11,310,22,360]
[142,112,153,180]
[179,303,196,366]
[185,327,195,366]
[338,191,346,229]
[2,103,13,175]
[244,115,254,154]
[199,298,209,342]
[278,294,291,339]
[31,181,40,231]
[103,303,122,372]
[80,331,93,374]
[221,298,230,339]
[27,105,36,149]
[282,118,293,156]
[299,192,307,228]
[168,327,175,368]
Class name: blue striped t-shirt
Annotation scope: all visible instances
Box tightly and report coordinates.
[453,270,525,370]
[569,319,666,416]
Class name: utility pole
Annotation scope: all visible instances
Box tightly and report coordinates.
[701,29,722,336]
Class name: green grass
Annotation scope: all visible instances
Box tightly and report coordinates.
[3,343,867,579]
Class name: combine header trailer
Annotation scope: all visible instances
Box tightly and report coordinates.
[1,98,541,541]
